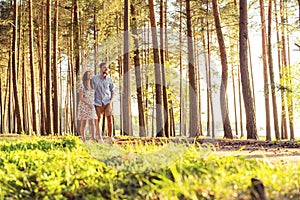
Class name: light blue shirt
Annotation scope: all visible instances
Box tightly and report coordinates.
[92,75,114,106]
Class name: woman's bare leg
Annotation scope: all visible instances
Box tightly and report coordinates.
[80,120,87,141]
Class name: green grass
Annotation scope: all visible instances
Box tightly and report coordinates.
[0,136,299,199]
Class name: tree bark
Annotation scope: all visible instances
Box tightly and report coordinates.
[131,2,146,137]
[12,0,23,134]
[279,0,288,139]
[212,0,233,138]
[148,0,164,137]
[259,0,271,140]
[45,0,52,135]
[52,0,59,134]
[160,0,169,137]
[239,0,258,139]
[268,0,280,140]
[29,0,37,134]
[122,0,132,136]
[186,0,200,137]
[179,0,185,136]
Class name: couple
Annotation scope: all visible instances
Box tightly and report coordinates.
[77,62,114,142]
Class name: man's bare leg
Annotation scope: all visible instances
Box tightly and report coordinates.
[107,116,113,138]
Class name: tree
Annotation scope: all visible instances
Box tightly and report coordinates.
[212,0,233,139]
[268,0,280,140]
[239,0,258,139]
[160,0,169,137]
[29,0,37,134]
[148,0,164,137]
[131,1,146,137]
[45,0,52,135]
[12,0,23,134]
[122,0,132,136]
[186,0,200,137]
[52,0,59,134]
[259,0,271,140]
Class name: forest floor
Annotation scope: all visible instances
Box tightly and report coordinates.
[1,134,300,163]
[112,137,300,164]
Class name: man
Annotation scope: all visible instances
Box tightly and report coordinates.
[93,62,114,141]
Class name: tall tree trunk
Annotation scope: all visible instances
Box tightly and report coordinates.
[239,0,258,139]
[212,0,232,138]
[232,65,238,137]
[248,39,256,111]
[285,7,294,140]
[272,0,281,140]
[186,0,200,137]
[148,0,164,137]
[131,2,146,137]
[28,0,37,134]
[194,35,203,136]
[52,0,59,134]
[73,0,79,134]
[22,37,29,133]
[37,0,46,135]
[201,27,210,137]
[123,0,132,136]
[8,48,13,133]
[160,0,169,137]
[206,13,215,138]
[179,0,185,136]
[12,0,23,134]
[279,0,288,139]
[259,0,271,140]
[237,63,244,138]
[45,0,52,135]
[93,7,99,72]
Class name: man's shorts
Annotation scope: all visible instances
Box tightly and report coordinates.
[95,103,113,117]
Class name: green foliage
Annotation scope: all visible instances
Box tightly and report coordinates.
[0,136,299,199]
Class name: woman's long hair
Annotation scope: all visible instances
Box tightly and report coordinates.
[82,71,94,90]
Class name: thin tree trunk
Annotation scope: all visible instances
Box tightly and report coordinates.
[268,0,280,140]
[186,0,200,137]
[280,0,288,139]
[212,0,232,138]
[207,17,215,138]
[37,0,45,135]
[52,0,59,134]
[248,39,256,111]
[195,36,203,136]
[8,48,12,133]
[237,62,244,138]
[149,0,164,137]
[131,2,146,137]
[232,65,238,137]
[160,0,169,138]
[12,0,23,134]
[22,31,29,133]
[45,0,52,135]
[202,26,210,137]
[259,0,271,140]
[73,0,79,135]
[273,0,281,140]
[29,0,37,134]
[239,0,258,139]
[123,0,132,136]
[179,0,185,136]
[285,7,294,140]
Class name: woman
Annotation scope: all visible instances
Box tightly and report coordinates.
[77,71,98,141]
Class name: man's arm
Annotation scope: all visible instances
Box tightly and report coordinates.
[109,79,114,102]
